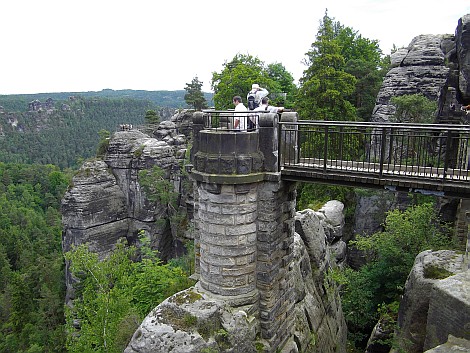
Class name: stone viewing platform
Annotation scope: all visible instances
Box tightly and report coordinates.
[190,110,300,349]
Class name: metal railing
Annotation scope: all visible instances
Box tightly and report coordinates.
[279,120,470,192]
[201,110,266,131]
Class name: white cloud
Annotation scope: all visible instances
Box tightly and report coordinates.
[1,0,469,94]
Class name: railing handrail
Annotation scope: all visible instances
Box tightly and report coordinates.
[278,118,470,197]
[278,120,470,132]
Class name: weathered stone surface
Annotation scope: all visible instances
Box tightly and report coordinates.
[393,250,466,353]
[424,335,470,352]
[62,111,193,303]
[457,14,470,102]
[290,233,347,353]
[295,209,327,271]
[317,200,345,243]
[372,34,451,123]
[61,160,128,235]
[126,199,347,353]
[423,271,470,350]
[124,286,259,353]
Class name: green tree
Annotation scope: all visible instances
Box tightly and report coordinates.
[340,202,454,348]
[296,11,357,121]
[336,26,386,121]
[0,163,68,353]
[390,94,437,123]
[96,129,110,158]
[144,109,160,125]
[139,166,188,238]
[64,241,193,353]
[211,54,278,110]
[184,76,208,110]
[265,62,297,108]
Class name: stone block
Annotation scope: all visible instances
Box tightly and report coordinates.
[208,243,256,257]
[424,272,470,350]
[234,156,251,174]
[226,223,256,235]
[219,157,236,174]
[198,211,235,225]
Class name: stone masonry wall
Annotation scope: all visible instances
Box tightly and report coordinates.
[257,180,297,349]
[197,182,259,304]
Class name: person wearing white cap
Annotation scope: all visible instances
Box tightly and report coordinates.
[246,83,269,110]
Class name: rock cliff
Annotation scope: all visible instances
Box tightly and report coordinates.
[352,15,470,253]
[125,202,348,353]
[62,112,348,352]
[352,14,470,353]
[391,250,469,353]
[371,14,470,123]
[61,110,193,302]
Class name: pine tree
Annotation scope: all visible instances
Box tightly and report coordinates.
[184,76,208,111]
[297,10,357,121]
[144,109,160,125]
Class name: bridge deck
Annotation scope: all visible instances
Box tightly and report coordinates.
[279,120,470,198]
[281,159,469,198]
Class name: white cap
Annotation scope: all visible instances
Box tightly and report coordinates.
[252,83,260,89]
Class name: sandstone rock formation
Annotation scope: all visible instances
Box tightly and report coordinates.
[391,250,469,353]
[125,204,348,353]
[457,14,470,103]
[62,110,193,302]
[372,15,470,124]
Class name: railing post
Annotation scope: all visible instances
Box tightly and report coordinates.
[388,127,394,165]
[379,127,387,177]
[323,126,329,172]
[443,129,452,181]
[338,126,344,162]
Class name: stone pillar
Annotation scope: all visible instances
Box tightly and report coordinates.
[192,129,264,306]
[257,179,297,349]
[190,115,299,351]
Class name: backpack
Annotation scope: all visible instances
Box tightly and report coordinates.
[247,117,256,130]
[247,92,259,110]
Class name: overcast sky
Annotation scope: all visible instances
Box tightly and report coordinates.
[1,0,469,95]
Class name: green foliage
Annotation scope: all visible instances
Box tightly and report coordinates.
[390,94,437,123]
[297,11,386,121]
[64,241,194,352]
[299,125,365,162]
[139,166,175,206]
[0,96,155,169]
[144,109,160,125]
[139,166,188,237]
[296,11,357,121]
[96,129,111,158]
[184,76,208,111]
[423,264,453,279]
[211,53,295,110]
[297,183,355,212]
[340,203,455,348]
[266,62,297,108]
[0,163,69,353]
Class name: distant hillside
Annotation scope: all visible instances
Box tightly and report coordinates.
[0,89,214,112]
[0,96,158,169]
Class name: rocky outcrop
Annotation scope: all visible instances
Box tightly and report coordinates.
[372,34,452,122]
[391,250,469,353]
[424,335,470,353]
[125,203,348,353]
[457,14,470,103]
[372,15,470,124]
[62,110,193,302]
